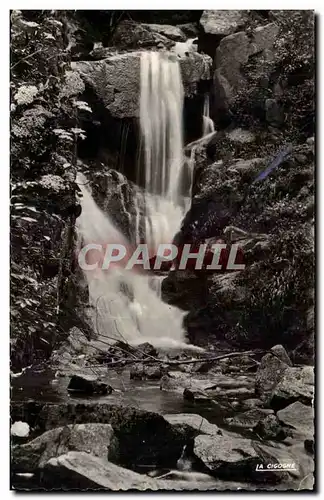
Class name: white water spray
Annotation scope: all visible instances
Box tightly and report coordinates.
[202,94,215,136]
[76,173,194,349]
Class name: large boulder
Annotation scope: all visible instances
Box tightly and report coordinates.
[12,424,118,473]
[269,366,314,409]
[163,413,220,436]
[199,10,248,57]
[277,402,314,440]
[41,451,158,490]
[40,450,228,491]
[255,352,290,402]
[193,431,260,481]
[11,402,187,471]
[72,51,212,119]
[67,374,112,395]
[213,23,279,121]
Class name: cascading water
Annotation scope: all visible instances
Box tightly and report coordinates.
[76,50,202,350]
[76,173,191,349]
[138,51,189,251]
[202,94,215,136]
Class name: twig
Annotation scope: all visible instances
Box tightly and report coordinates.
[97,350,265,368]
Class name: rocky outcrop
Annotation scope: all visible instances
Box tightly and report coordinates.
[72,51,212,119]
[270,366,314,409]
[11,402,188,471]
[67,374,112,395]
[199,10,248,57]
[12,424,118,473]
[41,451,159,490]
[165,139,314,356]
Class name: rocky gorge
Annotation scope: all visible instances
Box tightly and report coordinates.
[10,9,315,491]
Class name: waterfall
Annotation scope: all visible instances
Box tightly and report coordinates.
[75,50,208,351]
[138,51,189,251]
[202,94,215,136]
[76,173,194,349]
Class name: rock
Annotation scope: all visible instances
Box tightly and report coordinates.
[214,23,279,107]
[12,423,118,473]
[252,441,314,490]
[199,10,248,58]
[109,20,176,50]
[255,352,290,402]
[265,98,284,128]
[136,342,158,357]
[225,409,274,430]
[177,23,199,38]
[183,388,212,404]
[240,399,264,411]
[142,23,186,42]
[11,421,30,438]
[269,366,314,409]
[277,402,314,440]
[12,402,187,471]
[130,363,162,380]
[194,431,258,480]
[163,413,220,436]
[41,451,158,490]
[67,374,112,395]
[254,414,289,441]
[40,451,230,491]
[72,51,212,119]
[269,345,292,366]
[304,439,314,455]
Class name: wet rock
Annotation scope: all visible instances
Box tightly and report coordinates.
[163,413,220,436]
[269,345,292,366]
[142,23,186,42]
[239,398,264,411]
[277,402,314,440]
[193,431,258,480]
[254,414,289,441]
[252,441,314,490]
[269,366,314,409]
[214,23,279,108]
[183,388,212,404]
[67,374,112,395]
[130,363,162,380]
[225,409,274,430]
[12,424,118,473]
[265,98,284,128]
[136,342,158,358]
[72,51,212,119]
[255,352,290,402]
[14,402,188,471]
[41,451,158,490]
[304,439,314,455]
[199,10,248,58]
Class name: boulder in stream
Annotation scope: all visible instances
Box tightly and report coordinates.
[67,374,112,395]
[12,423,118,473]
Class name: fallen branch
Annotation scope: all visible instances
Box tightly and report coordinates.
[90,350,265,368]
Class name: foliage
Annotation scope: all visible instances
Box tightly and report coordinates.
[10,10,92,370]
[232,10,314,142]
